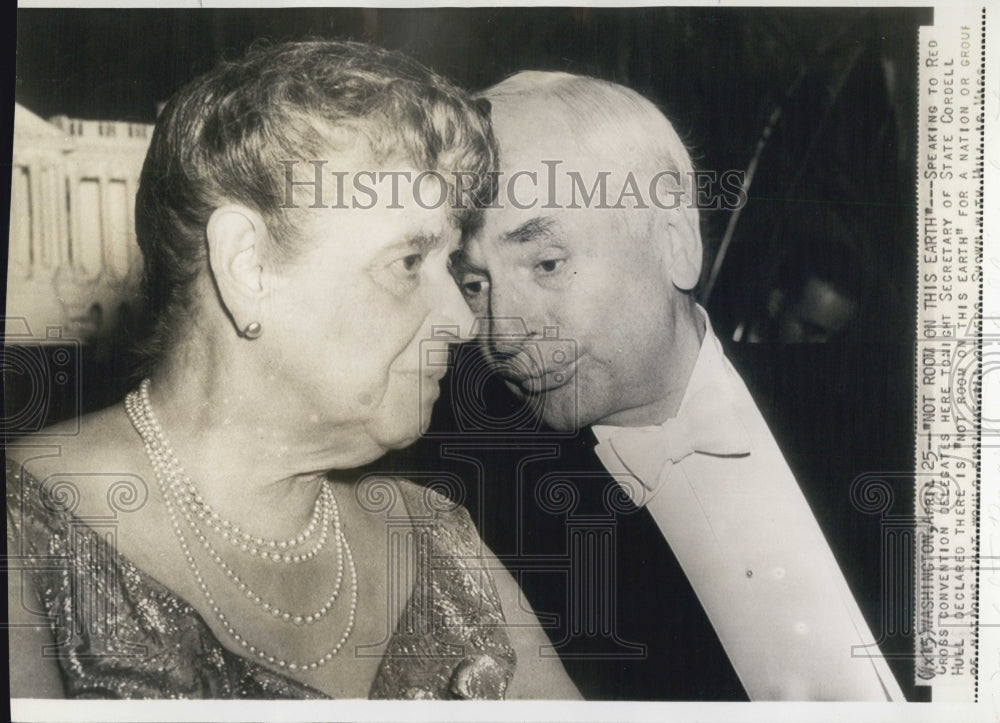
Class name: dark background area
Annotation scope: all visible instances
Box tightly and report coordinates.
[7,7,930,700]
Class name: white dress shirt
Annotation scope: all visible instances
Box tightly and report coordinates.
[592,309,904,701]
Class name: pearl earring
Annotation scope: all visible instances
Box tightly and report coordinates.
[243,321,263,339]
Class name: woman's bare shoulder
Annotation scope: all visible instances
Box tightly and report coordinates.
[7,404,147,503]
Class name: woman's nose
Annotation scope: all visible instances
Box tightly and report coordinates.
[432,271,476,343]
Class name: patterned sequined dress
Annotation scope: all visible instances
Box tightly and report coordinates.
[6,459,515,699]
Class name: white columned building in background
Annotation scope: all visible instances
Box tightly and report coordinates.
[7,104,152,345]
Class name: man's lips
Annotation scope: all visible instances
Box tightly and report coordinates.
[495,356,578,394]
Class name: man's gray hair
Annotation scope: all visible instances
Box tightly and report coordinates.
[483,71,692,171]
[479,71,700,241]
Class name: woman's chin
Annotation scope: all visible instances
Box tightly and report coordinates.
[370,413,429,455]
[356,378,441,458]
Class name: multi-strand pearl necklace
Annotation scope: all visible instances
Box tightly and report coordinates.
[174,481,334,566]
[180,472,332,563]
[124,379,358,672]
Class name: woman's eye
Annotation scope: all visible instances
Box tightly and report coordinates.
[536,258,564,274]
[401,253,423,272]
[376,253,426,294]
[389,253,424,280]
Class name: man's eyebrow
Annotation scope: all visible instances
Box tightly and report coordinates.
[501,216,558,244]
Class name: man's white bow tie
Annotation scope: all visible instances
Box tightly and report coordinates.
[606,385,752,490]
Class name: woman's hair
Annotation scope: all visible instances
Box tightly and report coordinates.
[134,40,496,368]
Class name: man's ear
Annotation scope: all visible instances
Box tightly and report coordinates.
[665,207,702,291]
[206,205,269,335]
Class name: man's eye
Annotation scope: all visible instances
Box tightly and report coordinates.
[460,277,489,297]
[536,258,564,274]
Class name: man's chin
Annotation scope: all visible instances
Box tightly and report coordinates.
[502,378,581,433]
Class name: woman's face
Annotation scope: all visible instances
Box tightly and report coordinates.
[262,166,473,458]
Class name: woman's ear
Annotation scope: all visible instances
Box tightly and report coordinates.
[206,204,269,336]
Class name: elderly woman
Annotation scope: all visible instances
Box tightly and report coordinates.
[7,41,577,700]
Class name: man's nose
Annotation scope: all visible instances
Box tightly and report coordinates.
[483,284,537,343]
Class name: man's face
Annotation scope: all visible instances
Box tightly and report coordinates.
[457,140,684,430]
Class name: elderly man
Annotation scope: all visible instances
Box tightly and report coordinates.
[450,72,903,701]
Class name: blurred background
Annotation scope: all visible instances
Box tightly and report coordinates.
[5,7,930,698]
